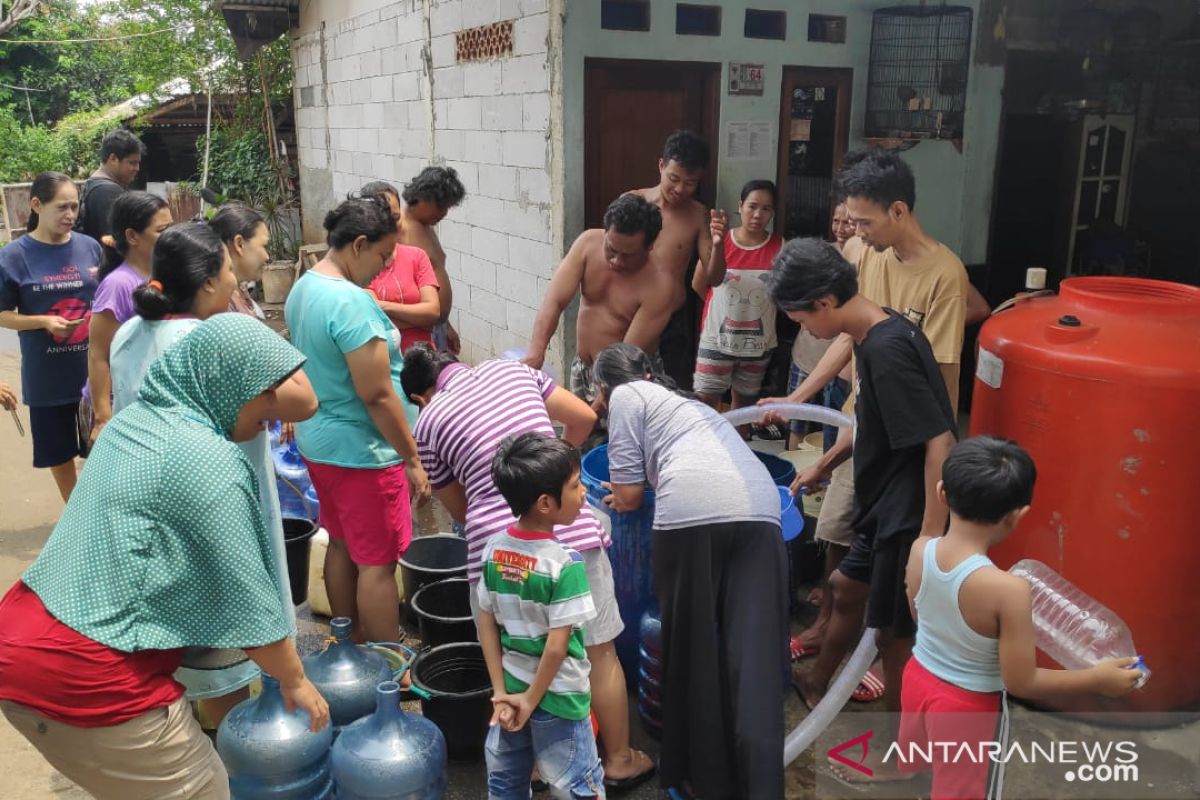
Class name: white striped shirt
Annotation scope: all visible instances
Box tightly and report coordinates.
[414,360,610,582]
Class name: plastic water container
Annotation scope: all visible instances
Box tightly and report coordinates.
[580,445,656,683]
[330,681,447,799]
[1009,559,1149,688]
[216,674,333,799]
[636,606,663,739]
[301,617,394,737]
[274,439,316,520]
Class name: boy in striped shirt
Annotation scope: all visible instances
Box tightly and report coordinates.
[478,432,606,799]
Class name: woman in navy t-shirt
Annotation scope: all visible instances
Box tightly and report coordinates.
[0,172,101,501]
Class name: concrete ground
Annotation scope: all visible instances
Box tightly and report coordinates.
[4,327,1194,799]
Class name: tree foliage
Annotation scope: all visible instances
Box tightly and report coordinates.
[0,0,294,186]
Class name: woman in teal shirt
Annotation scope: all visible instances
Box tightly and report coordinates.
[0,314,329,798]
[285,196,431,646]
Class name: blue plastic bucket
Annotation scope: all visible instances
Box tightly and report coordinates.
[755,450,797,488]
[777,486,805,542]
[580,446,655,683]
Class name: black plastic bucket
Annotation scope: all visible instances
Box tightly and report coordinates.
[411,578,476,648]
[399,534,468,621]
[411,642,492,761]
[282,517,318,606]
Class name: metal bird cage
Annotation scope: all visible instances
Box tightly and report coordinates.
[865,5,973,140]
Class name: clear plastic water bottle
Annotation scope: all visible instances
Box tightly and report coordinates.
[1009,559,1149,688]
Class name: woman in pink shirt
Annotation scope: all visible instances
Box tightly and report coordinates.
[361,181,440,350]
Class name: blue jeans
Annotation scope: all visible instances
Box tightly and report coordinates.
[787,365,850,450]
[485,709,605,799]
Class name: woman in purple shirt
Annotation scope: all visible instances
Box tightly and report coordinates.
[85,192,172,443]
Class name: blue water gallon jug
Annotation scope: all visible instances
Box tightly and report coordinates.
[216,673,333,799]
[636,606,663,739]
[301,617,393,737]
[331,681,447,799]
[274,439,315,519]
[303,484,320,522]
[580,445,656,684]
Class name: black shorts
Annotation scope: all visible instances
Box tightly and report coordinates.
[29,402,86,468]
[837,526,917,639]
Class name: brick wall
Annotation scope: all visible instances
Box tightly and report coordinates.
[292,0,561,367]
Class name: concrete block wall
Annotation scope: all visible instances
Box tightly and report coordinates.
[292,0,563,367]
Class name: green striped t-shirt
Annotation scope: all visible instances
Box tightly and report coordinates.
[477,527,596,720]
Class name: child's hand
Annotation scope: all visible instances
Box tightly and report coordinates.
[1091,657,1143,698]
[489,695,518,729]
[506,691,537,732]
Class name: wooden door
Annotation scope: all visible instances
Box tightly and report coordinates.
[584,59,721,228]
[776,67,853,239]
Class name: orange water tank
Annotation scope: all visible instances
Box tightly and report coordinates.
[970,277,1200,714]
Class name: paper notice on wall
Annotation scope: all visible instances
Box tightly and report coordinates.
[725,121,772,161]
[976,347,1004,389]
[790,118,812,142]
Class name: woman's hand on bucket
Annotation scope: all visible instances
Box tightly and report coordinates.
[406,460,433,506]
[281,675,331,732]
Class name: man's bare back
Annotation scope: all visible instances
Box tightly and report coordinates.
[629,186,709,310]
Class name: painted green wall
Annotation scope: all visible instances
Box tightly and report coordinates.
[561,0,1003,264]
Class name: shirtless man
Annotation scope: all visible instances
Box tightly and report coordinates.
[524,194,675,403]
[627,130,715,388]
[397,166,466,353]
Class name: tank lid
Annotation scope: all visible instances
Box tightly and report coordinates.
[1060,277,1200,314]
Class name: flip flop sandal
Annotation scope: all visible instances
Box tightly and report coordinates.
[850,668,886,703]
[789,634,819,661]
[605,751,657,794]
[752,422,787,441]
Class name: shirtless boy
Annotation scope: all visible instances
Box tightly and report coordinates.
[524,194,675,403]
[397,166,466,353]
[627,130,715,388]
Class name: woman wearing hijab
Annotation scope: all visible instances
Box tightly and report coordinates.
[594,342,787,800]
[109,222,314,726]
[0,313,328,799]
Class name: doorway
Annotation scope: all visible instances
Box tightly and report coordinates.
[583,59,721,227]
[583,59,721,389]
[776,67,853,239]
[768,67,852,396]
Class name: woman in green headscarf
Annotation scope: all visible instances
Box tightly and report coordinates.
[0,313,329,800]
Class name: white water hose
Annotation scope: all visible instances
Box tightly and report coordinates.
[719,403,878,767]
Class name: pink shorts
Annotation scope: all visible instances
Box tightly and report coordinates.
[305,460,412,566]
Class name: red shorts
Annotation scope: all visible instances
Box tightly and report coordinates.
[899,658,1003,800]
[305,460,412,566]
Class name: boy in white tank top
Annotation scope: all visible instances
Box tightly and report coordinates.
[894,437,1141,799]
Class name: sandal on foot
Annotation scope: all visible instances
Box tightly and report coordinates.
[789,634,819,661]
[605,750,657,794]
[752,422,787,441]
[850,667,885,702]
